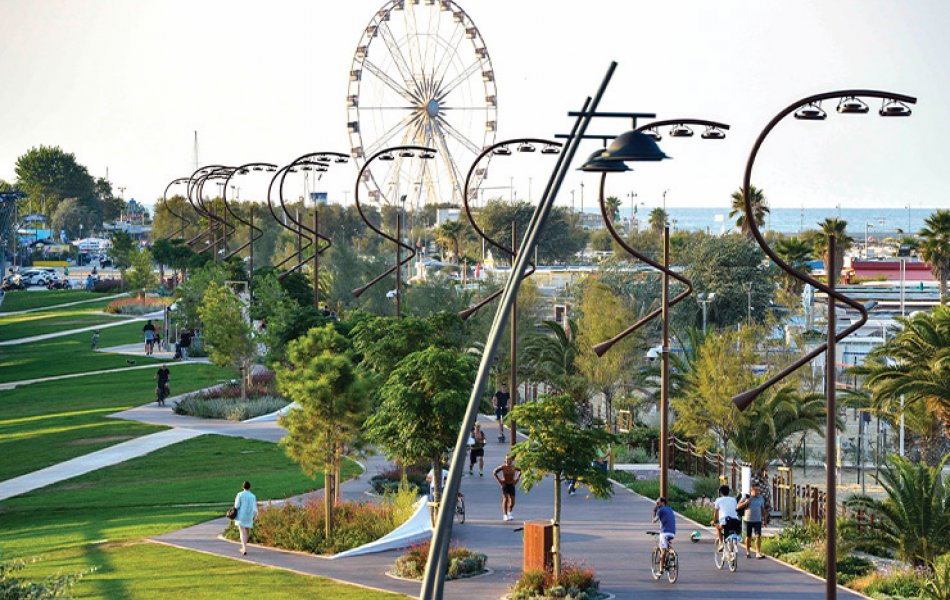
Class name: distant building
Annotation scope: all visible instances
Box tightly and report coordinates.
[436,208,460,225]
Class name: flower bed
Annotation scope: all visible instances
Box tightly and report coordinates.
[509,563,606,600]
[392,541,487,580]
[370,464,429,495]
[222,484,418,555]
[104,296,168,315]
[174,370,288,421]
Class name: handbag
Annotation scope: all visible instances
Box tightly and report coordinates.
[226,506,238,520]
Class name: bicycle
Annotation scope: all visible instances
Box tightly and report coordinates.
[427,492,465,526]
[714,524,741,572]
[647,531,678,583]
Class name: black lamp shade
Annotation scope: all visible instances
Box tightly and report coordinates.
[578,149,632,172]
[600,131,670,162]
[837,97,870,114]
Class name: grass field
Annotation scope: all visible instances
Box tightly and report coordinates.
[0,435,386,599]
[0,308,132,342]
[0,364,233,480]
[0,320,165,383]
[0,290,120,312]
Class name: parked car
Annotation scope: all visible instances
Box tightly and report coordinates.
[19,269,50,286]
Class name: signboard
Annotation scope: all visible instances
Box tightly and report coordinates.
[310,192,328,205]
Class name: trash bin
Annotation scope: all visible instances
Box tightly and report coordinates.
[523,519,554,571]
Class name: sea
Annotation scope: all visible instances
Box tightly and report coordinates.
[601,206,939,237]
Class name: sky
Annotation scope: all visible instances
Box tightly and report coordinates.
[0,0,947,217]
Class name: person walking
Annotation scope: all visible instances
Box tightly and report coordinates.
[232,480,258,556]
[738,486,766,559]
[469,422,487,476]
[492,382,511,442]
[155,365,170,406]
[142,320,156,355]
[178,329,192,361]
[492,455,522,521]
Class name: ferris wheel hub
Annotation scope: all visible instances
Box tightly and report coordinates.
[425,99,441,118]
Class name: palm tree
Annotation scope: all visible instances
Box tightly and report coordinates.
[844,453,950,566]
[773,236,813,294]
[648,207,668,234]
[731,386,828,475]
[522,319,589,407]
[854,306,950,441]
[919,209,950,304]
[434,219,465,264]
[813,218,854,284]
[729,186,769,236]
[604,195,622,222]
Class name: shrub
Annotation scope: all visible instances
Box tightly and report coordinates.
[92,278,124,293]
[510,562,603,600]
[613,446,655,464]
[392,541,487,580]
[680,498,715,524]
[761,534,802,558]
[619,476,691,503]
[691,475,721,500]
[223,483,418,555]
[105,296,168,315]
[0,552,92,599]
[924,553,950,600]
[370,464,428,495]
[780,543,873,584]
[851,566,928,599]
[174,395,289,421]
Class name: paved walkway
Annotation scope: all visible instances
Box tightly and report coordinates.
[0,313,152,346]
[0,360,204,391]
[0,292,128,315]
[0,428,203,501]
[150,415,865,600]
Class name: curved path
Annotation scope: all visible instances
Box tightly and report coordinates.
[150,414,865,600]
[0,292,128,315]
[0,313,155,346]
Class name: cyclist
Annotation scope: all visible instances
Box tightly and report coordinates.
[712,484,741,548]
[652,496,676,573]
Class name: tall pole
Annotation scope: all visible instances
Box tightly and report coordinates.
[701,299,708,334]
[660,226,671,499]
[295,208,302,264]
[313,209,326,310]
[826,234,838,600]
[509,220,518,450]
[395,211,401,318]
[249,205,254,291]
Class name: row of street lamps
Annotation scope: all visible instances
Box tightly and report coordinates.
[158,64,915,600]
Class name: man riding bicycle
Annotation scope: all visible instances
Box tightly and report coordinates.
[652,496,676,572]
[712,484,741,548]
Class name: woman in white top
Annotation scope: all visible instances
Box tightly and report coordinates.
[233,480,258,555]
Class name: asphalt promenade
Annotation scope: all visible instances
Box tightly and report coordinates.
[151,414,865,600]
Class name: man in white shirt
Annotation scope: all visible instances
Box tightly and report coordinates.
[712,484,741,548]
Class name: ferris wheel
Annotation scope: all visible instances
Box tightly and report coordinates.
[347,0,497,209]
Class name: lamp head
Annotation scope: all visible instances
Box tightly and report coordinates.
[879,99,912,117]
[517,143,536,153]
[578,149,631,172]
[492,146,512,156]
[669,124,694,138]
[701,127,726,140]
[600,130,670,162]
[794,103,827,121]
[643,128,662,142]
[540,144,560,155]
[837,96,870,114]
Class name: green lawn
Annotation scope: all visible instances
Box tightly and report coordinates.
[0,364,233,480]
[0,290,119,312]
[0,308,133,342]
[0,321,165,383]
[0,435,385,599]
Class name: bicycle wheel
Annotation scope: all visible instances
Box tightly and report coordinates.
[651,547,663,580]
[666,549,679,584]
[728,538,739,572]
[455,497,465,524]
[714,540,725,569]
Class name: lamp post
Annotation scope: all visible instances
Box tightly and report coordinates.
[184,165,233,254]
[730,90,916,600]
[420,62,616,600]
[458,138,562,449]
[697,291,716,333]
[865,222,873,259]
[744,281,753,325]
[159,177,192,241]
[582,117,730,500]
[352,145,435,318]
[220,163,278,296]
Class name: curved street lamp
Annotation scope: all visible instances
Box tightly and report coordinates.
[729,89,916,599]
[458,137,561,447]
[264,164,314,275]
[219,162,278,286]
[275,152,348,308]
[351,144,436,317]
[159,177,192,241]
[582,118,729,500]
[185,165,234,255]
